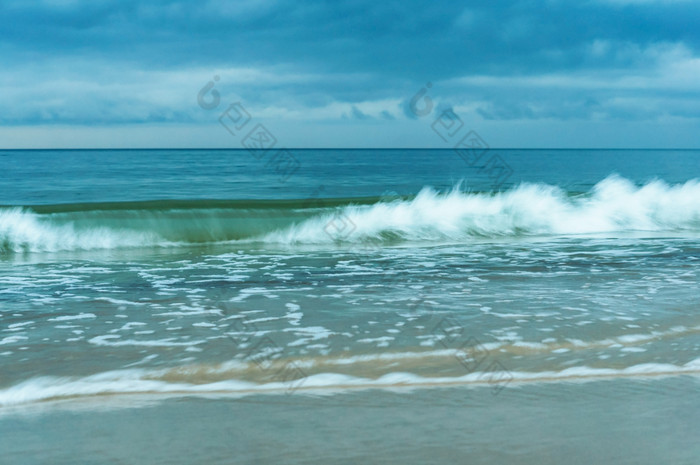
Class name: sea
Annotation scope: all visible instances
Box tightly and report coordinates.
[1,148,699,464]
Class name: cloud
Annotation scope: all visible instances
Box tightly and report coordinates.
[350,106,369,120]
[1,0,700,146]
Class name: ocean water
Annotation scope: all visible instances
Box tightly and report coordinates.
[1,149,700,464]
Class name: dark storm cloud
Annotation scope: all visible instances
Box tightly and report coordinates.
[1,0,700,127]
[4,0,700,74]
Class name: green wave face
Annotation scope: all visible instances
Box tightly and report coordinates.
[0,196,401,253]
[0,205,321,252]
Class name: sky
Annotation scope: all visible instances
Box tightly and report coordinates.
[1,0,699,148]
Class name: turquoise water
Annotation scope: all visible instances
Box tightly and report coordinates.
[1,149,698,204]
[1,149,700,464]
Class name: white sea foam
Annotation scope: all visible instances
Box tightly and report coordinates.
[0,208,171,253]
[2,358,700,409]
[87,335,207,348]
[263,176,700,244]
[0,336,28,346]
[48,313,96,322]
[2,176,700,252]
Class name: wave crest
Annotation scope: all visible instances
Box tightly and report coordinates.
[2,176,700,253]
[265,175,700,244]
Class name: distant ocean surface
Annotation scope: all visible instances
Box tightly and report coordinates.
[1,149,700,465]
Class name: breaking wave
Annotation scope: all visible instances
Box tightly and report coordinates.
[2,175,700,253]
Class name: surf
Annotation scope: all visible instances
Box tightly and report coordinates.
[3,358,700,408]
[1,175,699,253]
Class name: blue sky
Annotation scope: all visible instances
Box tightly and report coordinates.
[1,0,699,148]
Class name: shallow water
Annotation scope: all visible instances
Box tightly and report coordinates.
[2,380,700,465]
